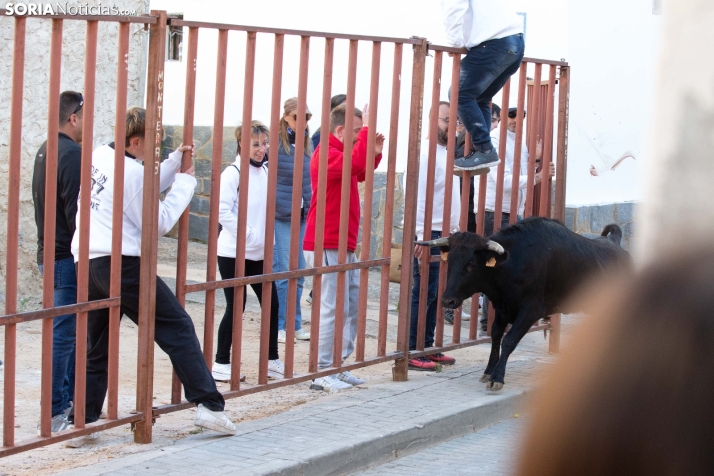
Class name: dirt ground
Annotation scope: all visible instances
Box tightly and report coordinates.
[0,237,556,475]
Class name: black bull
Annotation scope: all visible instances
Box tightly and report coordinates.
[417,217,630,391]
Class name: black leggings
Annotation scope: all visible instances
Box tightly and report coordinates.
[216,256,279,363]
[85,256,224,423]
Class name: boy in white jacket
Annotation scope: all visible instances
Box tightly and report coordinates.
[213,121,286,382]
[68,107,236,447]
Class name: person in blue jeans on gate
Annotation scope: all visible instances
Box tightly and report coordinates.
[273,97,313,343]
[408,102,461,370]
[441,0,525,171]
[32,91,84,433]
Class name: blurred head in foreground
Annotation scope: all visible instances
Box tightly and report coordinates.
[517,246,714,476]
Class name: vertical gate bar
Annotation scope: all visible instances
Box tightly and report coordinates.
[509,64,528,225]
[3,15,25,448]
[554,66,569,223]
[378,43,403,357]
[452,138,471,344]
[393,37,427,381]
[472,115,489,341]
[284,35,311,378]
[39,18,63,438]
[204,28,227,387]
[232,31,256,390]
[261,34,284,381]
[492,78,511,231]
[171,26,198,404]
[549,65,569,355]
[74,19,98,430]
[309,37,334,373]
[435,54,460,348]
[524,63,542,218]
[333,39,358,370]
[416,50,442,352]
[108,21,130,420]
[539,65,557,218]
[134,10,167,444]
[356,41,381,362]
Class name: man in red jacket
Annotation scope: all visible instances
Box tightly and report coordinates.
[304,103,385,392]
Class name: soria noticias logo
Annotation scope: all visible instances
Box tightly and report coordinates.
[4,3,138,16]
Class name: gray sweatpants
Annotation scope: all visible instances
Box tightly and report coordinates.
[305,249,360,370]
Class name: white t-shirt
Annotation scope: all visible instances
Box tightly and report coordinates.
[473,130,529,216]
[71,145,195,260]
[411,139,462,241]
[441,0,523,49]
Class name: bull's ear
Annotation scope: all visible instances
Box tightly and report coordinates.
[439,245,450,262]
[478,249,509,268]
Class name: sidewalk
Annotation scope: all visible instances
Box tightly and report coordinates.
[59,328,556,476]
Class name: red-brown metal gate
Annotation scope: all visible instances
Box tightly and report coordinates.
[0,10,569,456]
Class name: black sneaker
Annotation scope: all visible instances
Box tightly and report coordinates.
[454,148,500,171]
[444,308,455,325]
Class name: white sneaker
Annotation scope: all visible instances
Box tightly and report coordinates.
[336,371,366,386]
[462,309,471,321]
[295,328,310,341]
[277,330,296,343]
[194,404,237,435]
[37,413,70,436]
[212,362,245,382]
[65,429,99,448]
[267,359,297,380]
[310,374,353,392]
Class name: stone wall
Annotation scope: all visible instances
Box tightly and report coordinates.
[0,1,148,299]
[563,202,638,251]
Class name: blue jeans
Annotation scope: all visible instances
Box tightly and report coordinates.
[38,256,76,417]
[409,231,442,351]
[458,34,525,151]
[273,218,305,331]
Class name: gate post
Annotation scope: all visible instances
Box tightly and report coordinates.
[550,65,570,354]
[393,37,427,381]
[134,9,167,444]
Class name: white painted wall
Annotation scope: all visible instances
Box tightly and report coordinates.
[151,0,661,207]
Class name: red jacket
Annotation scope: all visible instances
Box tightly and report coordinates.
[304,128,382,252]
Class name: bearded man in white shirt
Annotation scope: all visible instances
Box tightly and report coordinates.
[67,107,236,447]
[408,101,461,371]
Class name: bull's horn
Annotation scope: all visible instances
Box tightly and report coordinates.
[415,237,450,247]
[486,240,505,255]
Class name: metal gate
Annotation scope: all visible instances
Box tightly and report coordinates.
[0,9,569,456]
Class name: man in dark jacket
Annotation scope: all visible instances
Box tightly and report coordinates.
[32,90,84,433]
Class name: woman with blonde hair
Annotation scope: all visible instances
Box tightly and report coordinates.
[273,97,313,343]
[213,120,288,381]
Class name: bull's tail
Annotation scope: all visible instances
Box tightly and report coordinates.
[601,224,623,246]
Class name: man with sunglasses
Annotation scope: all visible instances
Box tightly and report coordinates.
[31,90,84,433]
[441,0,525,171]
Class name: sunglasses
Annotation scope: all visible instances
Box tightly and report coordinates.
[508,110,525,119]
[70,94,84,119]
[291,113,312,122]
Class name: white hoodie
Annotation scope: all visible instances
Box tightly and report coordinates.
[216,157,271,261]
[71,145,196,260]
[473,129,529,216]
[441,0,523,49]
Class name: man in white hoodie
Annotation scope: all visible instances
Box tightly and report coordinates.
[441,0,525,171]
[68,107,236,447]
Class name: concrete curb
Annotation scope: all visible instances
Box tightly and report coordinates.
[268,389,528,476]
